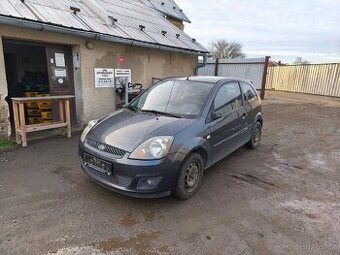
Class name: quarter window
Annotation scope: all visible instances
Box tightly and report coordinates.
[213,82,242,115]
[241,82,258,101]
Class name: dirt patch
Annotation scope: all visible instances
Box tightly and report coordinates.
[0,91,339,255]
[92,231,166,255]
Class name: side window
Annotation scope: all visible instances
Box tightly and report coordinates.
[241,82,258,101]
[213,82,242,116]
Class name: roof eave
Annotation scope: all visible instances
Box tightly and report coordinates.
[0,15,208,55]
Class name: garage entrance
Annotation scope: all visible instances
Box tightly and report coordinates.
[3,39,76,135]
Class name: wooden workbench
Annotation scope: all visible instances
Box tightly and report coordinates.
[11,95,75,147]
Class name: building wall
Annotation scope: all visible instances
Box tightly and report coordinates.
[0,24,197,138]
[166,16,185,31]
[0,35,11,138]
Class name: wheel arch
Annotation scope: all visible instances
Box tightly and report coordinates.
[255,112,263,126]
[192,147,208,169]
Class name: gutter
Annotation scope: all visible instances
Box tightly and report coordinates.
[0,15,208,56]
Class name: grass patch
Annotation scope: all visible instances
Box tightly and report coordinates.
[0,139,14,149]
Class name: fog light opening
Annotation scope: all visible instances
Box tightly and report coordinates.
[137,177,162,191]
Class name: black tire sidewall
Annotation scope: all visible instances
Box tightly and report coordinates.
[175,153,204,200]
[250,122,262,149]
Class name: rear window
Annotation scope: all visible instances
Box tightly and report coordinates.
[241,82,258,101]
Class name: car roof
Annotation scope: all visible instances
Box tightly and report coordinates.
[175,76,253,84]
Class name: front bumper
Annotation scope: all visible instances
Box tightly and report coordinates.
[79,143,185,198]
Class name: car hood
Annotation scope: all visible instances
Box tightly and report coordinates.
[87,109,195,152]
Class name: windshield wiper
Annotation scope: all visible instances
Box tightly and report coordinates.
[141,109,182,118]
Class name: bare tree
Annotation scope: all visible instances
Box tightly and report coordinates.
[293,57,310,65]
[208,39,245,59]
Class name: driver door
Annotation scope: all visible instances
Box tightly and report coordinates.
[208,81,248,164]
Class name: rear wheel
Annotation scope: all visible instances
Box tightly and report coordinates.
[247,122,262,149]
[175,153,204,200]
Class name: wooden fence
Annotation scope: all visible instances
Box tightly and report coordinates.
[266,63,340,97]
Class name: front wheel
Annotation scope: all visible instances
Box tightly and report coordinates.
[174,153,204,200]
[247,122,262,149]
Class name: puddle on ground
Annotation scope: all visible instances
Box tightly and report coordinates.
[119,212,138,227]
[92,231,167,255]
[142,209,156,222]
[49,231,169,255]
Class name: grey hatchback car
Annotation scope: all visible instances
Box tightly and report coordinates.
[79,76,263,199]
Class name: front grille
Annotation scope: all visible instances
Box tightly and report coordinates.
[114,175,133,187]
[85,139,126,158]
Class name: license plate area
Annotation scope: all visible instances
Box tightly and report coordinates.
[84,153,112,176]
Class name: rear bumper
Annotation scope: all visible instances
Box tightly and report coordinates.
[79,143,185,198]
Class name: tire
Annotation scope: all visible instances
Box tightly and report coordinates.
[247,122,262,149]
[174,153,204,200]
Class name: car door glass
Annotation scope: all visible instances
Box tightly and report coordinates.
[214,82,242,116]
[241,82,258,101]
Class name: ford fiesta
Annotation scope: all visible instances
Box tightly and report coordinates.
[79,76,263,199]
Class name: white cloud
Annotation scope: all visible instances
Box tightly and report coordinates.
[176,0,340,63]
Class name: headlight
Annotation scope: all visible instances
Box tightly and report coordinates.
[129,136,174,160]
[80,119,98,142]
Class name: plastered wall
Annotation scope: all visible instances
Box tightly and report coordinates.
[0,35,10,138]
[0,24,197,137]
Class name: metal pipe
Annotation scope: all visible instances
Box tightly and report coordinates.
[193,53,208,75]
[0,15,207,55]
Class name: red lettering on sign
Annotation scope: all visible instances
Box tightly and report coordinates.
[117,56,124,63]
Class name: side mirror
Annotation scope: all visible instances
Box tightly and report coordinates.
[211,111,222,121]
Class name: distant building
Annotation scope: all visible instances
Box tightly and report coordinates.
[0,0,207,138]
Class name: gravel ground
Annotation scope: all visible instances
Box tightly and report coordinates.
[0,91,339,255]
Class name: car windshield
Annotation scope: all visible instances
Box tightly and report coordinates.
[130,80,214,118]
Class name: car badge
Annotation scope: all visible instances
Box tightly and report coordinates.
[98,145,105,151]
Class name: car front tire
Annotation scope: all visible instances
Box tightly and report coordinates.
[174,153,204,200]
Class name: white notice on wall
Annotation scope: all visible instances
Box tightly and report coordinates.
[55,53,66,67]
[55,68,67,77]
[95,68,114,88]
[115,69,131,77]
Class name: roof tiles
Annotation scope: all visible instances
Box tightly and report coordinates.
[0,0,205,53]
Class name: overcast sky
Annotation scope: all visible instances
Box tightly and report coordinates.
[176,0,340,63]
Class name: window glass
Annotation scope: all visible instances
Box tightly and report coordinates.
[242,82,258,101]
[213,82,242,115]
[131,80,214,117]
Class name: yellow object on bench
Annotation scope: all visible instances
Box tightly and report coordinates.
[38,101,52,110]
[28,117,42,125]
[41,111,52,120]
[27,109,41,117]
[25,92,39,97]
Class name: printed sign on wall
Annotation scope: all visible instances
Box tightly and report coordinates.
[55,68,67,77]
[94,68,115,88]
[55,53,66,67]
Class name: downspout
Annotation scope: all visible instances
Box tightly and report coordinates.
[193,53,208,75]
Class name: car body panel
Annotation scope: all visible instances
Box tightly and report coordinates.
[87,109,195,152]
[79,76,263,198]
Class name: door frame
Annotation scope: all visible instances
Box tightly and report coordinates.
[2,38,77,125]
